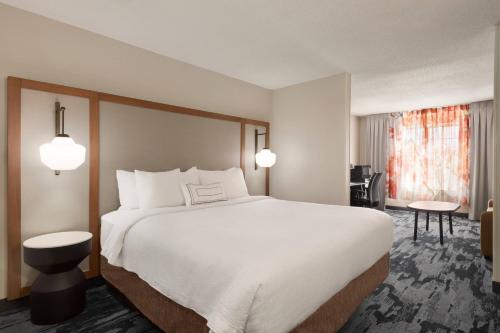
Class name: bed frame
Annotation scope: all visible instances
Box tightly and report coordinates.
[101,253,389,332]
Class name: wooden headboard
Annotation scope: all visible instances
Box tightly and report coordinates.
[6,76,270,300]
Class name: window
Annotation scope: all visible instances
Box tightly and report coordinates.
[387,105,470,205]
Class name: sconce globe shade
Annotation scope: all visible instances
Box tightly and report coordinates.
[255,148,276,168]
[39,136,86,171]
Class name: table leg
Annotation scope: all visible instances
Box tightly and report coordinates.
[449,212,453,234]
[414,210,419,241]
[439,212,444,245]
[426,212,429,231]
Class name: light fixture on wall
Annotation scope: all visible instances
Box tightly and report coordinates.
[39,102,86,175]
[255,129,276,169]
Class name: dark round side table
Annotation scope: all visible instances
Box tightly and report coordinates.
[23,231,92,325]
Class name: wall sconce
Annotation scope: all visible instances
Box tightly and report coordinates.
[39,102,86,175]
[255,129,276,170]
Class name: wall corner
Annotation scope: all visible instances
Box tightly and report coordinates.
[493,24,500,285]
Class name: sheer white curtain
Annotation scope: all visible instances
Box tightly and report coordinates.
[386,106,470,205]
[469,101,494,220]
[363,114,388,210]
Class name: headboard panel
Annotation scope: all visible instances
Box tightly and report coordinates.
[6,76,270,300]
[100,101,240,214]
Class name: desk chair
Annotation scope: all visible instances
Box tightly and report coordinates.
[351,172,382,208]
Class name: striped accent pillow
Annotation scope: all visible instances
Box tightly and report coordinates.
[181,182,227,206]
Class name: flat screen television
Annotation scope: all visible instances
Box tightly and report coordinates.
[350,165,370,182]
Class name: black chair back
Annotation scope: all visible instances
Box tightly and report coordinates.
[367,172,382,205]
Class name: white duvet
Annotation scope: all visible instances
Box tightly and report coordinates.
[101,197,393,333]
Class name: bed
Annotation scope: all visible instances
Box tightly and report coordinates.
[100,196,393,333]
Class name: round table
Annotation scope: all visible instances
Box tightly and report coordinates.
[407,201,460,245]
[23,231,92,324]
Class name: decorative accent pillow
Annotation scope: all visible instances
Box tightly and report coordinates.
[135,168,183,209]
[181,182,227,206]
[116,170,139,209]
[197,168,248,199]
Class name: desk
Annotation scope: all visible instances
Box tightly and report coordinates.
[350,181,368,207]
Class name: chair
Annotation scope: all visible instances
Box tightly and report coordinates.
[480,199,493,259]
[351,172,382,208]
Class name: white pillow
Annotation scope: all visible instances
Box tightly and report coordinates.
[116,170,139,209]
[197,168,248,199]
[181,182,227,206]
[135,169,183,209]
[180,167,200,201]
[182,167,200,185]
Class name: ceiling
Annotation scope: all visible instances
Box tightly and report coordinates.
[2,0,500,115]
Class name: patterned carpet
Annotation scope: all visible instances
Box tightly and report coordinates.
[341,209,500,333]
[0,209,498,333]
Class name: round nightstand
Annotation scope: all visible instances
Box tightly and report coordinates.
[23,231,92,325]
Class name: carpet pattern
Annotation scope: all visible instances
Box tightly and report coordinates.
[0,209,498,333]
[341,209,500,333]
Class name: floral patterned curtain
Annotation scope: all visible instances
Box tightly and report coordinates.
[387,105,470,205]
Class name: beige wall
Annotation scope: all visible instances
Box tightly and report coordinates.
[350,115,360,165]
[0,4,272,299]
[271,73,351,205]
[493,24,500,285]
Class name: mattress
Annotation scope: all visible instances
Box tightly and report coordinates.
[100,197,393,333]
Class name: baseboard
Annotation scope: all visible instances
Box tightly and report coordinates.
[493,281,500,294]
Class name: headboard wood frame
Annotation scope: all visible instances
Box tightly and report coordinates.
[6,76,270,300]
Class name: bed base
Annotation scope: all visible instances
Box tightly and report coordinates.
[101,253,389,333]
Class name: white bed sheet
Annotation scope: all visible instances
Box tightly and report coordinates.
[100,214,114,246]
[101,205,185,248]
[101,197,393,333]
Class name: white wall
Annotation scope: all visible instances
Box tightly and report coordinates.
[493,24,500,286]
[350,115,360,165]
[271,73,351,205]
[0,4,272,299]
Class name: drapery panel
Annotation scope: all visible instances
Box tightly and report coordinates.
[387,105,470,205]
[363,114,388,210]
[468,101,494,220]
